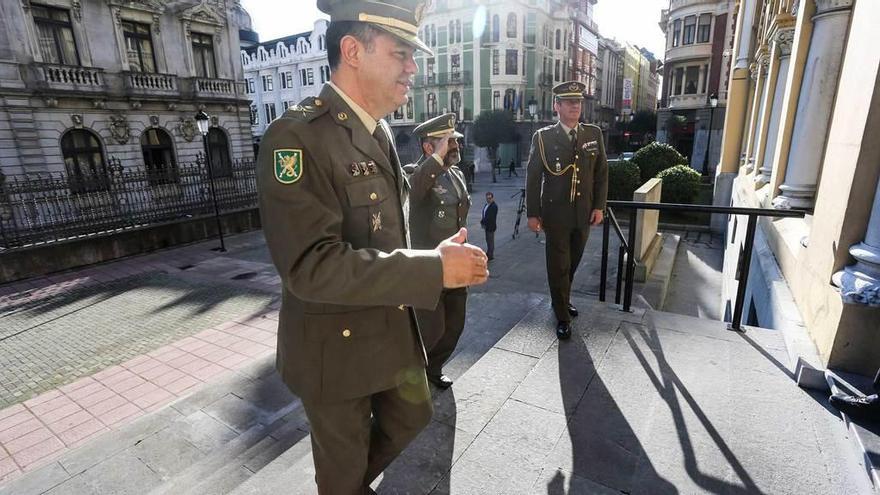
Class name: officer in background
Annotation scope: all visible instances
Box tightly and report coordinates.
[408,113,470,389]
[525,81,608,340]
[256,1,489,493]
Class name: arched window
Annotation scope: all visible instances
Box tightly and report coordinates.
[507,13,517,38]
[207,128,232,178]
[492,15,499,42]
[555,29,561,50]
[140,128,178,185]
[427,93,437,115]
[451,91,461,115]
[503,89,515,111]
[60,129,108,194]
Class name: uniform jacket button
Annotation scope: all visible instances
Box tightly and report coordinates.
[398,304,406,311]
[577,192,582,196]
[370,192,378,201]
[342,329,351,337]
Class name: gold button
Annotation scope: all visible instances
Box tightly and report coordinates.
[576,168,580,172]
[370,192,378,201]
[430,174,436,178]
[440,200,444,205]
[342,329,351,337]
[575,155,579,159]
[314,98,322,106]
[398,304,406,311]
[576,180,581,184]
[577,192,582,196]
[338,112,348,121]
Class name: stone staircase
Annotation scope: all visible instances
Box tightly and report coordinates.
[1,297,873,495]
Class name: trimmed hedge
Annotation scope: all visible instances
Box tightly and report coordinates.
[657,165,702,204]
[632,142,688,182]
[607,160,642,201]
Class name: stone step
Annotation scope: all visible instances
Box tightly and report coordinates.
[173,403,309,495]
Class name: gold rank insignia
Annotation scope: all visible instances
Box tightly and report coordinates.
[274,149,303,184]
[371,212,382,232]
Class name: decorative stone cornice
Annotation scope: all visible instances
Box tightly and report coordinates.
[791,0,800,16]
[814,0,854,15]
[180,0,226,27]
[106,0,166,15]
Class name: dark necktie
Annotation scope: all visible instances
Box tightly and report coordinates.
[569,129,577,156]
[373,125,390,159]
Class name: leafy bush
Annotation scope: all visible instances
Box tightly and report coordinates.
[631,142,688,182]
[657,165,702,204]
[607,160,642,201]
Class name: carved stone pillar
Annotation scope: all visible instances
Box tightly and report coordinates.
[833,177,880,307]
[756,27,795,186]
[773,0,854,209]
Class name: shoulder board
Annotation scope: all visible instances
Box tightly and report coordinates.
[578,122,602,132]
[283,96,328,123]
[539,124,555,132]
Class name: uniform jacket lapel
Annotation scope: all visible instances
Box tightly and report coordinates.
[321,85,395,178]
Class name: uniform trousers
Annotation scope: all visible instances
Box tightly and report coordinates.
[543,224,590,322]
[301,373,433,494]
[416,287,468,377]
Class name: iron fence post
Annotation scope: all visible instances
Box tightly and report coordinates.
[731,214,758,331]
[600,211,610,302]
[616,245,625,305]
[623,207,637,312]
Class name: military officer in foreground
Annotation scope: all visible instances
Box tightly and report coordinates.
[408,113,470,389]
[256,1,489,493]
[525,81,608,340]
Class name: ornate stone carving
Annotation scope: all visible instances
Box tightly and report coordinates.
[210,115,219,127]
[180,0,227,27]
[791,0,800,16]
[93,100,106,109]
[130,100,142,110]
[149,115,160,127]
[71,114,83,127]
[167,102,177,111]
[109,114,131,144]
[152,14,161,33]
[224,103,235,112]
[71,0,82,20]
[749,62,759,81]
[44,97,58,108]
[178,117,197,142]
[775,28,795,56]
[105,0,166,15]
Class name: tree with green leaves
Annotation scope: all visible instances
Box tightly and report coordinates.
[472,110,516,183]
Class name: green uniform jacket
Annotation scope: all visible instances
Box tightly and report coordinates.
[525,122,609,229]
[257,85,443,404]
[407,154,471,249]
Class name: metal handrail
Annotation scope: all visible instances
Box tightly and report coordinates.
[599,200,806,331]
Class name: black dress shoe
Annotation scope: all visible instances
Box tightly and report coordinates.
[556,321,571,340]
[830,393,880,421]
[428,374,453,389]
[567,304,578,317]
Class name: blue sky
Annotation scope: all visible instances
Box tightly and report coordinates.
[241,0,668,58]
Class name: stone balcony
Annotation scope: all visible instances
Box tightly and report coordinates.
[189,77,244,101]
[32,63,106,94]
[668,93,709,109]
[122,71,178,98]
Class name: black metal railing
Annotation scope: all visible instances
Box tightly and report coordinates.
[599,201,806,331]
[413,71,473,88]
[0,154,257,250]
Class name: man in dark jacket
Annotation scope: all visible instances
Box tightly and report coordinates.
[481,191,498,260]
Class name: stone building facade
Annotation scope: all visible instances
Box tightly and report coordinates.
[0,0,256,179]
[241,19,330,149]
[656,0,734,173]
[717,0,880,374]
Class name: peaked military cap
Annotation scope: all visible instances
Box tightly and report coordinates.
[553,81,586,100]
[413,112,464,139]
[317,0,433,56]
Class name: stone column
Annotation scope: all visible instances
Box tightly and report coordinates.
[833,177,880,307]
[773,0,854,209]
[743,62,766,173]
[756,28,795,186]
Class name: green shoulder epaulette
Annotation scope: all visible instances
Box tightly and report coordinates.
[284,96,329,123]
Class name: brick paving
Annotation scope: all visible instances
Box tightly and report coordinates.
[0,306,279,482]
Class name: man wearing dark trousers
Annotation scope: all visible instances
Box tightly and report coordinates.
[481,191,498,260]
[256,2,489,493]
[408,112,471,390]
[525,81,608,340]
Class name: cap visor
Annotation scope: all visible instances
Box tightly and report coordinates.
[452,131,464,138]
[374,25,434,56]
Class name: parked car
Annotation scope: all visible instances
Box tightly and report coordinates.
[620,152,635,161]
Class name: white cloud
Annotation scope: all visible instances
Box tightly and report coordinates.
[241,0,328,41]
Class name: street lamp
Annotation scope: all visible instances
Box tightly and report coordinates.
[195,110,226,252]
[701,93,719,176]
[527,98,538,122]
